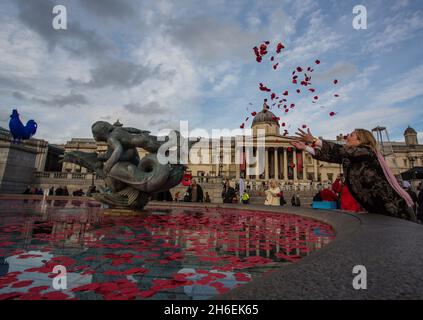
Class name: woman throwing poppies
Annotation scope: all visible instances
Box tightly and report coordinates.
[290,128,416,221]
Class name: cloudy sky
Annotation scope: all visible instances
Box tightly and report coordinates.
[0,0,422,144]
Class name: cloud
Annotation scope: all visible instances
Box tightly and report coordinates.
[166,15,261,63]
[372,65,423,106]
[14,0,112,57]
[68,59,163,89]
[123,101,166,114]
[364,10,423,54]
[12,91,27,100]
[76,0,136,19]
[32,91,89,108]
[313,62,358,82]
[0,75,33,91]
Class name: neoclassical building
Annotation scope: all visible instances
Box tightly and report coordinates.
[0,111,422,194]
[59,111,423,187]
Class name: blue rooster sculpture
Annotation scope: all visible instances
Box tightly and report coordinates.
[8,109,38,143]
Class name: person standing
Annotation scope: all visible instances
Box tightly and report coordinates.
[239,176,245,204]
[186,179,204,202]
[264,179,281,206]
[223,181,236,203]
[403,181,418,214]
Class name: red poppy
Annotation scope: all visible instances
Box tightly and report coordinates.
[315,59,320,64]
[296,89,300,93]
[240,124,245,129]
[302,125,307,129]
[333,79,338,84]
[11,280,33,288]
[276,42,285,53]
[313,96,319,100]
[283,91,288,96]
[251,112,257,116]
[271,93,276,100]
[309,88,315,92]
[329,112,336,117]
[281,122,286,127]
[182,173,192,186]
[273,63,279,70]
[334,94,339,97]
[297,67,303,72]
[259,83,271,92]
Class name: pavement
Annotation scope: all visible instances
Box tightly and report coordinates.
[150,201,423,300]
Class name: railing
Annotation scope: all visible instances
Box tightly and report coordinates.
[34,171,96,181]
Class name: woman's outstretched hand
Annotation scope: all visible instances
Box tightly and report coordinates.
[295,128,315,144]
[290,140,307,150]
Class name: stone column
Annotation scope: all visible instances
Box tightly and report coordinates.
[274,148,279,180]
[293,150,297,181]
[283,148,288,181]
[313,159,318,181]
[302,151,306,181]
[265,148,269,180]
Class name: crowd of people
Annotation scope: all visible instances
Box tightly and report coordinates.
[22,185,98,197]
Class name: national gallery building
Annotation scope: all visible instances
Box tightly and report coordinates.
[0,108,422,197]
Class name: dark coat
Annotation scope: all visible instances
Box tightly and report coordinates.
[223,187,236,203]
[313,140,415,221]
[417,190,423,221]
[187,184,204,202]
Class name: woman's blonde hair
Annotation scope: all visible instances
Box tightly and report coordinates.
[269,179,278,188]
[354,129,378,151]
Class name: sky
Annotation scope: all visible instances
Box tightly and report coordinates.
[0,0,422,144]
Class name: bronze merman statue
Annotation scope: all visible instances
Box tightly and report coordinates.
[63,120,198,210]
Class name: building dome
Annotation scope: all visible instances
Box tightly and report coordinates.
[404,126,418,146]
[404,126,417,135]
[251,109,280,127]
